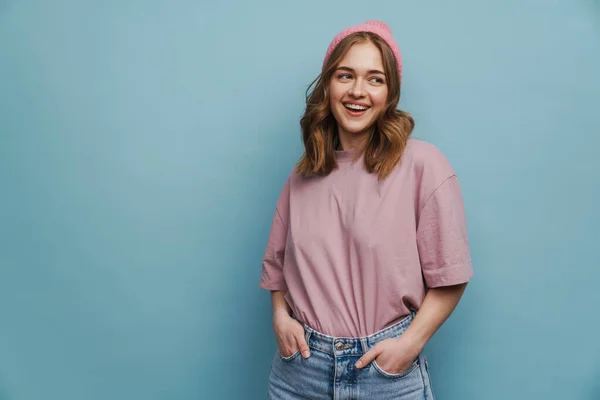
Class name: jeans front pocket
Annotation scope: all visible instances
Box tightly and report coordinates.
[278,348,301,362]
[372,357,420,379]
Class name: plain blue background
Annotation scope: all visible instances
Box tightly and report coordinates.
[1,0,599,399]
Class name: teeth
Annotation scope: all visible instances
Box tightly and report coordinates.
[345,104,368,111]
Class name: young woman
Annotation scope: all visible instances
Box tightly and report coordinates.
[260,20,473,399]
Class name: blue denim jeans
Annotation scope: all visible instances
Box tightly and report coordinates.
[268,313,435,400]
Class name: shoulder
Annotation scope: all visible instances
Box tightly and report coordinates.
[286,166,305,185]
[402,138,455,179]
[280,165,310,195]
[404,138,452,169]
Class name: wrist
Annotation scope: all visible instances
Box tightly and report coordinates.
[397,332,427,355]
[273,308,291,320]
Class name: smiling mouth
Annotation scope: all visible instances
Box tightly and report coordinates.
[344,103,370,112]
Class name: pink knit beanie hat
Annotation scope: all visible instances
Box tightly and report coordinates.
[322,20,402,83]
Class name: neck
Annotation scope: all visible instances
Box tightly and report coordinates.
[337,129,371,151]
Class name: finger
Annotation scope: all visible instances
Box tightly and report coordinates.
[279,335,298,356]
[296,333,311,358]
[355,346,381,369]
[280,342,297,357]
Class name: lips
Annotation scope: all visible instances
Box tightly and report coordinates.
[344,102,370,111]
[343,102,370,117]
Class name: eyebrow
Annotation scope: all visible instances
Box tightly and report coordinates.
[336,66,386,75]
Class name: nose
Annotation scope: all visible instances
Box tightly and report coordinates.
[348,78,366,98]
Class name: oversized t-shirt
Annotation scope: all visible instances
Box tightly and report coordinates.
[259,138,473,337]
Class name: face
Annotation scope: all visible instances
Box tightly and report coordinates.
[329,41,388,148]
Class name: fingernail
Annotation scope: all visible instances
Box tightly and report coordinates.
[355,361,362,368]
[302,351,310,358]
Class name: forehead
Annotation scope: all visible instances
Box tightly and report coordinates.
[337,42,384,72]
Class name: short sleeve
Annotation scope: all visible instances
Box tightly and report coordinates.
[417,176,473,288]
[259,177,291,291]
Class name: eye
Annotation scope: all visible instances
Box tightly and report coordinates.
[369,77,385,84]
[337,73,353,80]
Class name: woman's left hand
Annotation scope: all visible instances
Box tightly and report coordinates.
[354,336,422,374]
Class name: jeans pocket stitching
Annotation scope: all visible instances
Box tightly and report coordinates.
[372,358,419,379]
[423,356,435,399]
[279,349,301,362]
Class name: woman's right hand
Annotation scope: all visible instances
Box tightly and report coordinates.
[273,310,311,359]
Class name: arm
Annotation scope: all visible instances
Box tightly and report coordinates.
[259,178,291,292]
[259,177,311,358]
[401,282,468,351]
[271,290,291,318]
[407,174,473,348]
[270,290,311,359]
[354,283,467,370]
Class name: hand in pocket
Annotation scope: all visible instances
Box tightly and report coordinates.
[273,312,311,358]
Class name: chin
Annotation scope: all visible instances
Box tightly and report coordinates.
[343,127,368,135]
[340,122,373,135]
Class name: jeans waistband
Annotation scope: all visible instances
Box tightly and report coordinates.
[297,313,414,357]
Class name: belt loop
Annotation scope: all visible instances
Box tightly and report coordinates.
[360,337,369,354]
[304,324,312,346]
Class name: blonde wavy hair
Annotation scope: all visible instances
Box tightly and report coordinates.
[296,32,414,180]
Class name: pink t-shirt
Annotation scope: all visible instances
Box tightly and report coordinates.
[259,138,473,337]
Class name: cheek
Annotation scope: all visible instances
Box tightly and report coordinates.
[371,89,388,108]
[329,84,344,105]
